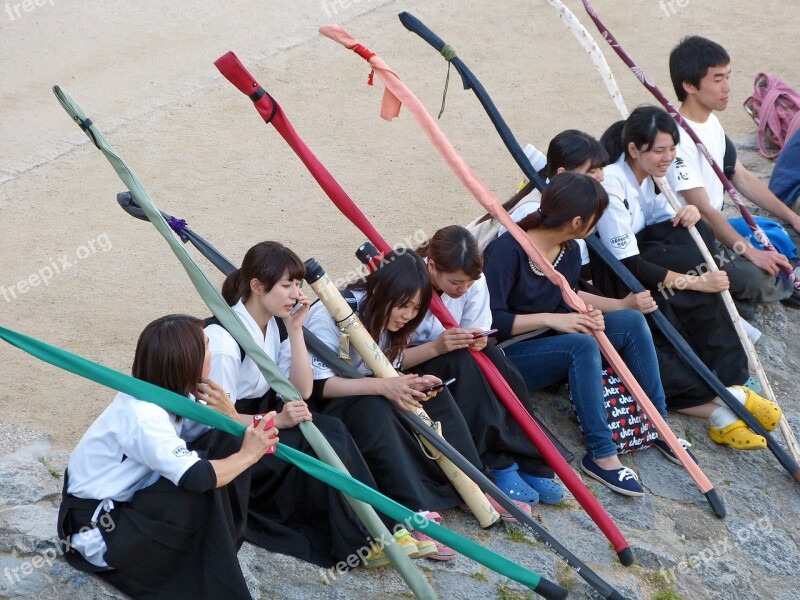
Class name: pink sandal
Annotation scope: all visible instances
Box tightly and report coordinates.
[411,511,457,561]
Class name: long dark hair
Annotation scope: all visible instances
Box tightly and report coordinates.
[517,172,609,234]
[417,225,482,280]
[477,130,608,224]
[348,250,432,363]
[601,106,679,163]
[132,315,206,401]
[222,241,305,306]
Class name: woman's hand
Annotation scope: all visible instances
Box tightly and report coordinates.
[197,378,238,421]
[623,291,658,314]
[672,205,701,229]
[377,374,435,411]
[549,307,604,334]
[434,328,474,355]
[273,400,313,429]
[284,291,311,330]
[241,411,279,463]
[466,328,489,351]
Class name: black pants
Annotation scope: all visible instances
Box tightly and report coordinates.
[409,345,573,477]
[311,388,486,512]
[58,475,251,600]
[591,222,749,409]
[236,390,383,567]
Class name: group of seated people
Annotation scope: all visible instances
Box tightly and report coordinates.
[57,35,798,598]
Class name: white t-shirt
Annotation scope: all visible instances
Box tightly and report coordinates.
[410,275,492,345]
[183,300,293,442]
[670,113,727,212]
[305,290,399,379]
[597,156,677,260]
[67,392,201,502]
[498,188,590,266]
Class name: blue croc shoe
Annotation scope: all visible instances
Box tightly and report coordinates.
[580,455,644,497]
[652,438,698,465]
[490,463,539,504]
[519,473,565,505]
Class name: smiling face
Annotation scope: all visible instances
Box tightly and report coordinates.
[688,64,732,112]
[251,270,302,319]
[428,262,475,299]
[629,131,677,178]
[385,291,422,332]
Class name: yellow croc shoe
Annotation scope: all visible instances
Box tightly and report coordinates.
[709,420,767,450]
[738,386,782,432]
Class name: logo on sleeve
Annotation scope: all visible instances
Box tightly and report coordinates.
[172,446,192,458]
[610,234,631,249]
[674,157,689,181]
[311,356,330,370]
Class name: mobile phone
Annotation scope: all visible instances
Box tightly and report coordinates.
[253,414,278,454]
[290,300,303,316]
[419,377,456,394]
[472,328,498,339]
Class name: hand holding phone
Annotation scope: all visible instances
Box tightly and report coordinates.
[472,329,498,339]
[253,414,278,454]
[419,377,456,394]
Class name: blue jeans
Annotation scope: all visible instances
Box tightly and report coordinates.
[504,310,668,460]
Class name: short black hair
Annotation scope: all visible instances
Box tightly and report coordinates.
[669,36,730,101]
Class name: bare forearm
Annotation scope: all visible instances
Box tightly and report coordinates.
[577,291,626,313]
[210,450,257,487]
[733,166,800,225]
[511,312,557,335]
[321,375,384,398]
[287,330,313,399]
[681,187,747,249]
[402,341,440,368]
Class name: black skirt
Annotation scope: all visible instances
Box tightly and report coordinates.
[310,388,486,512]
[410,345,574,478]
[235,390,381,567]
[57,474,251,600]
[590,221,749,409]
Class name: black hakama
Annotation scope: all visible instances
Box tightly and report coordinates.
[58,474,251,600]
[310,388,486,512]
[589,221,749,409]
[409,346,573,478]
[235,391,380,567]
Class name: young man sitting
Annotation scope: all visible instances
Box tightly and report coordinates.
[668,36,800,309]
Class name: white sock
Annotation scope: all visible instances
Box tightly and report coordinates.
[710,405,739,429]
[741,319,762,344]
[709,387,746,429]
[726,386,746,404]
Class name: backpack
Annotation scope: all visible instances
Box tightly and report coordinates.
[743,72,800,159]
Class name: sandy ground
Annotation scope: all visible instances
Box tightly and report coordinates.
[0,0,797,452]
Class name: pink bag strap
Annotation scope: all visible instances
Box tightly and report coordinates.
[758,84,787,158]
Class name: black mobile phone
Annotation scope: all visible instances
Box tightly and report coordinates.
[420,377,456,394]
